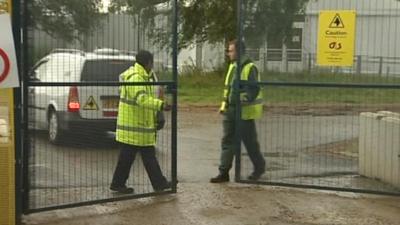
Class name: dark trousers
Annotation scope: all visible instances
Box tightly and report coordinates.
[111,143,168,190]
[219,109,265,174]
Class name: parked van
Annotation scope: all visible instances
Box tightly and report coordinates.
[29,48,135,144]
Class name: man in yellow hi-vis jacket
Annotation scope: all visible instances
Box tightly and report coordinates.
[110,50,171,194]
[210,40,265,183]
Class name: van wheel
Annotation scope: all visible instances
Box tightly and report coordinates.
[48,110,63,144]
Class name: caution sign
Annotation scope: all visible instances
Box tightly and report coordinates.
[317,11,356,67]
[0,14,19,88]
[329,14,345,28]
[83,96,99,110]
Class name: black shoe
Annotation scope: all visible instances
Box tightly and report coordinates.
[110,185,134,194]
[154,181,172,192]
[210,174,229,183]
[248,170,265,181]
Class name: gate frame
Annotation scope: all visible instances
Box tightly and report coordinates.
[233,0,400,197]
[235,82,400,197]
[18,0,179,214]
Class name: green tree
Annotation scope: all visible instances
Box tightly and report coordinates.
[180,0,309,48]
[108,0,171,48]
[243,0,309,48]
[108,0,166,14]
[31,0,104,43]
[109,0,309,49]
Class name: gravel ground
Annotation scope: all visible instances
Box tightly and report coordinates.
[23,107,400,225]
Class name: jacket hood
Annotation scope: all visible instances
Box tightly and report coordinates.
[120,63,150,81]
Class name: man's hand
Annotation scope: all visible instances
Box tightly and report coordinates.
[163,94,173,111]
[163,103,172,111]
[156,111,165,130]
[219,101,226,114]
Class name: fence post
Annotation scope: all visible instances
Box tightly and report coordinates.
[378,56,383,76]
[263,51,267,72]
[283,45,288,72]
[356,55,362,75]
[308,53,312,73]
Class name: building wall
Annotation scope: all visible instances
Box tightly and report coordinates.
[30,0,400,75]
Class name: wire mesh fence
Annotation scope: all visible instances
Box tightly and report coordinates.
[259,53,400,77]
[27,83,174,210]
[238,0,400,195]
[239,83,400,194]
[239,0,400,78]
[24,1,177,212]
[21,0,400,212]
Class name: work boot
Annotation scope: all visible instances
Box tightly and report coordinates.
[154,181,173,192]
[210,174,229,183]
[247,170,265,181]
[110,185,134,194]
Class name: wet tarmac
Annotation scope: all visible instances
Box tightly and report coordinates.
[23,107,400,225]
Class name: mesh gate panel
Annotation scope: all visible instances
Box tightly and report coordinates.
[25,1,177,212]
[238,0,400,195]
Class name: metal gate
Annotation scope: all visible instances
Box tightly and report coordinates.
[18,0,400,215]
[235,0,400,195]
[21,0,179,213]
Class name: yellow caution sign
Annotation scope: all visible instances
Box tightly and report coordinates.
[317,11,356,66]
[83,96,99,110]
[329,14,345,28]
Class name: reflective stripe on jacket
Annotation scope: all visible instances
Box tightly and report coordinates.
[116,63,163,146]
[219,61,263,120]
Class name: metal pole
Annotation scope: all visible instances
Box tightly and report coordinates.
[356,55,362,75]
[171,0,178,193]
[234,0,243,182]
[137,11,140,51]
[21,0,30,215]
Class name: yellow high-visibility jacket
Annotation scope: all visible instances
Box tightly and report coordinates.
[116,63,163,146]
[219,61,263,120]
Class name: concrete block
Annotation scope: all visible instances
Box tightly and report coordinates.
[377,111,400,118]
[381,117,400,188]
[359,112,400,189]
[359,112,381,178]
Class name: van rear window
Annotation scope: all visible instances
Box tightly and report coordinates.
[80,60,133,81]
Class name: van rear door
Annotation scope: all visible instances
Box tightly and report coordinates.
[78,59,133,120]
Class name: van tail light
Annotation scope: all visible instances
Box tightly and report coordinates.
[68,86,80,112]
[103,111,118,117]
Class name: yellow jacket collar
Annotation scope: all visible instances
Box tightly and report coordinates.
[133,63,149,78]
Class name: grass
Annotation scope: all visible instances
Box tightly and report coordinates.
[260,71,400,84]
[174,70,400,106]
[178,71,225,105]
[264,86,400,104]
